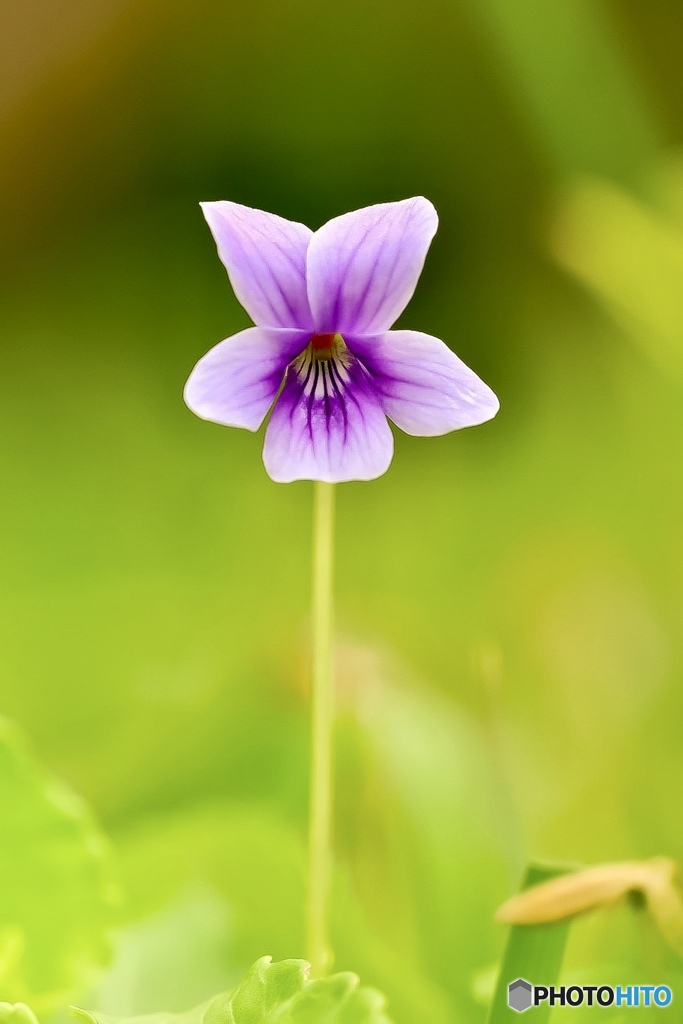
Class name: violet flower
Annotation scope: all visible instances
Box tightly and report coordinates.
[185,197,499,482]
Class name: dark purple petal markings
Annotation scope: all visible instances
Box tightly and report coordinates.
[263,348,393,483]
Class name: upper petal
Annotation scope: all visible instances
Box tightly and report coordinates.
[262,351,394,483]
[348,330,500,435]
[306,198,438,335]
[184,326,310,431]
[201,202,314,329]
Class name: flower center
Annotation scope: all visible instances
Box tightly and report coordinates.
[291,333,353,400]
[310,333,341,361]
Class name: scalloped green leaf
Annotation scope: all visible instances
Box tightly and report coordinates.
[0,717,119,1012]
[74,956,393,1024]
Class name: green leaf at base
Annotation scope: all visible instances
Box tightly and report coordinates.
[73,956,393,1024]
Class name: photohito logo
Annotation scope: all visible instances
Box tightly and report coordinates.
[507,979,673,1012]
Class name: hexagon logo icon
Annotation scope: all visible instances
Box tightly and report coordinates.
[508,978,533,1013]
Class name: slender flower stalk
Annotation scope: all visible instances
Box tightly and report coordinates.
[307,481,336,976]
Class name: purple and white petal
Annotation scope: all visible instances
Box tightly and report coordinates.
[184,327,309,431]
[263,354,394,483]
[306,198,438,336]
[201,202,314,330]
[348,330,499,435]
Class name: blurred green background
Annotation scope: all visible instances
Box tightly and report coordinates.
[2,0,683,1020]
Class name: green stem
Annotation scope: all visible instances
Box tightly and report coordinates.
[307,480,336,976]
[487,862,572,1023]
